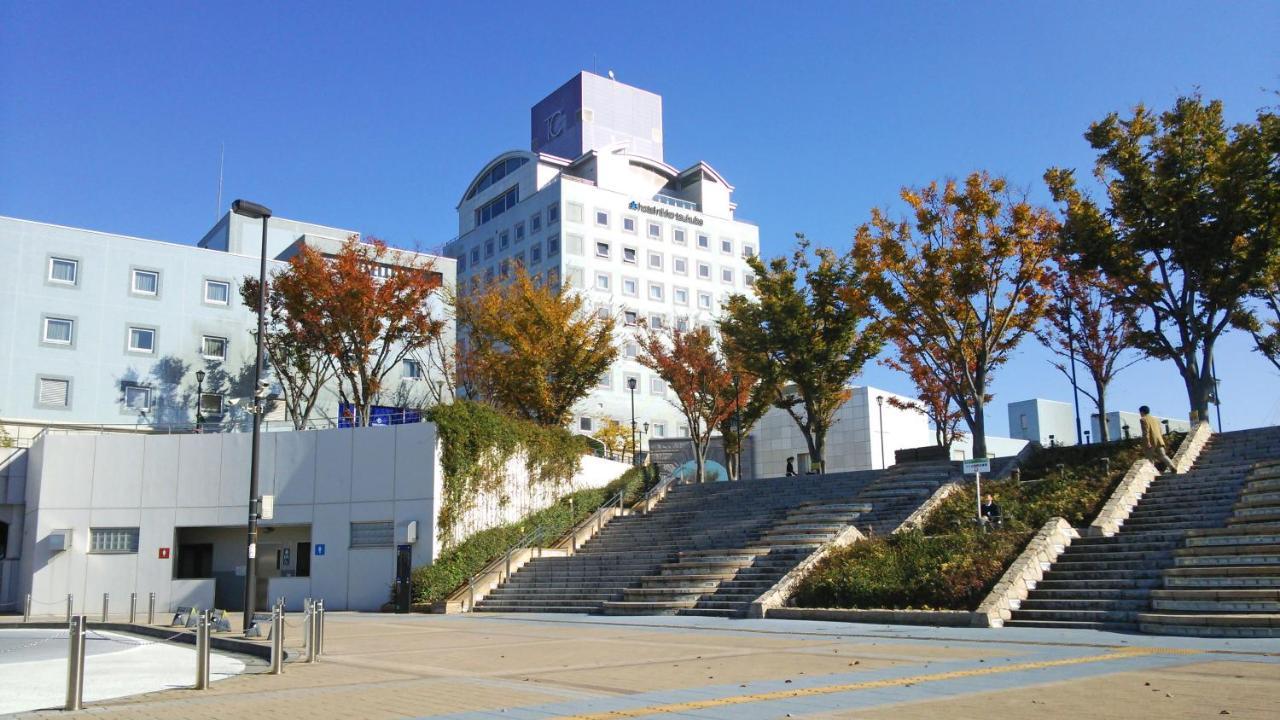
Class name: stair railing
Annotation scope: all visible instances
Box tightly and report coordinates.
[638,472,678,515]
[559,488,626,554]
[462,524,549,612]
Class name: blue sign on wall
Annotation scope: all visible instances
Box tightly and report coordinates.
[314,544,326,556]
[338,404,422,428]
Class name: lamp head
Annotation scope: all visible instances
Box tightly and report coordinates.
[196,370,205,383]
[231,199,272,219]
[876,395,884,406]
[627,377,637,390]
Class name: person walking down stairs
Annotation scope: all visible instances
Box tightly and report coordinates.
[1141,406,1176,474]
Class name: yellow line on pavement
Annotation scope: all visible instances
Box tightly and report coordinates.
[557,647,1198,719]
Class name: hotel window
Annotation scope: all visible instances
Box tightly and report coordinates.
[622,246,638,265]
[647,222,662,240]
[123,384,152,412]
[350,521,394,548]
[743,244,756,258]
[624,372,641,391]
[697,262,712,280]
[674,257,688,275]
[674,287,689,306]
[745,272,756,287]
[201,335,228,360]
[675,317,690,332]
[531,212,543,233]
[648,251,663,270]
[402,358,424,380]
[90,527,139,554]
[457,255,467,273]
[547,267,560,290]
[547,203,559,224]
[623,310,639,326]
[566,202,583,223]
[594,209,610,228]
[622,277,638,297]
[596,241,611,259]
[650,377,666,396]
[515,221,525,241]
[653,422,667,437]
[49,256,79,285]
[43,317,74,345]
[697,233,711,250]
[484,267,494,283]
[484,238,495,258]
[698,292,713,309]
[568,266,585,287]
[499,259,510,279]
[566,233,584,256]
[499,230,510,250]
[204,280,231,305]
[531,245,543,264]
[470,247,480,264]
[648,313,666,329]
[128,327,156,353]
[673,227,687,245]
[200,393,224,416]
[595,307,610,321]
[624,342,638,359]
[595,272,611,291]
[722,267,734,284]
[648,282,664,301]
[623,216,637,233]
[579,416,593,432]
[474,186,519,227]
[38,377,70,407]
[132,269,159,295]
[720,238,734,255]
[598,372,613,390]
[513,251,525,268]
[547,234,560,256]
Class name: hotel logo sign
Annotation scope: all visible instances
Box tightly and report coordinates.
[628,200,704,226]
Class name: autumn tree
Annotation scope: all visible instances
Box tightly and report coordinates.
[714,358,773,482]
[1046,95,1280,421]
[407,284,460,407]
[1241,249,1280,373]
[459,267,617,426]
[240,276,336,429]
[636,325,742,483]
[858,172,1059,459]
[273,236,445,426]
[592,418,636,462]
[1036,268,1140,443]
[882,339,965,448]
[720,235,884,473]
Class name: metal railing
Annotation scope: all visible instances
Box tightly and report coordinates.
[4,409,428,443]
[460,524,553,611]
[560,488,626,553]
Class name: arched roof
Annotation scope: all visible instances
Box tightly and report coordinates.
[457,150,538,207]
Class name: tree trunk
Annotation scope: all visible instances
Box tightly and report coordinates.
[813,430,826,475]
[971,401,987,459]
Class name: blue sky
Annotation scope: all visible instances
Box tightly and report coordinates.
[3,1,1278,434]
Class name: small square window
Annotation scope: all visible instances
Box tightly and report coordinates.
[580,416,593,431]
[566,233,584,256]
[598,372,613,390]
[38,377,70,406]
[201,335,228,360]
[547,204,559,224]
[596,241,611,259]
[648,222,662,239]
[648,252,663,270]
[720,238,733,254]
[499,230,510,250]
[43,317,74,344]
[485,239,495,258]
[624,342,639,359]
[698,292,713,309]
[531,212,543,233]
[722,267,734,284]
[531,245,543,264]
[698,262,712,279]
[403,358,424,380]
[547,235,560,256]
[743,245,756,258]
[746,272,756,287]
[123,384,152,412]
[622,277,638,297]
[128,327,155,353]
[500,259,510,279]
[49,257,79,284]
[676,317,690,332]
[650,377,666,395]
[566,202,583,224]
[674,257,688,275]
[458,255,468,272]
[673,228,687,245]
[595,209,610,227]
[515,222,526,241]
[90,527,139,554]
[648,282,664,301]
[623,247,638,264]
[623,216,637,233]
[624,310,639,326]
[596,272,611,291]
[204,280,231,305]
[653,422,667,437]
[132,269,159,295]
[697,234,711,250]
[470,247,480,264]
[199,393,224,416]
[674,287,689,306]
[649,313,665,328]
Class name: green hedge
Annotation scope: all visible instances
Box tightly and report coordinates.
[793,436,1179,611]
[411,466,647,606]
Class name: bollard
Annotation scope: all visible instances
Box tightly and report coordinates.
[102,592,109,623]
[316,600,325,657]
[66,594,73,623]
[148,592,156,625]
[64,615,87,711]
[468,578,475,612]
[194,610,210,689]
[304,602,317,664]
[129,592,137,624]
[23,593,31,623]
[269,607,284,674]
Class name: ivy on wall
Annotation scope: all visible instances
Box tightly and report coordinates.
[428,399,589,547]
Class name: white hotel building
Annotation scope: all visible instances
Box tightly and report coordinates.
[444,72,760,443]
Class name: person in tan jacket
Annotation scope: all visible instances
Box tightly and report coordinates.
[1140,405,1175,474]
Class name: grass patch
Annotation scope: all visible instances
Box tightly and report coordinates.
[411,466,647,606]
[793,435,1182,611]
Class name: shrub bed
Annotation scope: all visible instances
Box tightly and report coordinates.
[411,467,646,607]
[793,435,1181,611]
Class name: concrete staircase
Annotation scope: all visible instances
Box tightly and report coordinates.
[1007,427,1280,632]
[474,462,952,616]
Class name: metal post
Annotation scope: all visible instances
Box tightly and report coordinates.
[24,593,31,623]
[194,610,210,690]
[269,607,284,675]
[304,601,316,663]
[974,470,983,526]
[64,615,86,711]
[1065,294,1084,445]
[66,594,73,623]
[316,600,325,656]
[129,592,137,624]
[148,592,156,625]
[237,206,271,635]
[102,593,109,622]
[468,578,475,612]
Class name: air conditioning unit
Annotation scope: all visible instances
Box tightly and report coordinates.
[48,529,72,553]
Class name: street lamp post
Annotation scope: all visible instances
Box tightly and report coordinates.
[231,198,271,635]
[875,395,886,470]
[195,370,206,430]
[627,377,638,467]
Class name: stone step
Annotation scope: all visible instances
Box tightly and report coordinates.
[1174,552,1280,568]
[1019,598,1147,611]
[1176,543,1280,558]
[1165,574,1280,588]
[1136,612,1280,637]
[1030,588,1152,601]
[1057,550,1173,563]
[1036,578,1162,591]
[1008,608,1138,624]
[600,600,691,615]
[1004,619,1135,630]
[1228,511,1280,525]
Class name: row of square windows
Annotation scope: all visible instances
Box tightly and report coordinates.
[44,256,236,305]
[461,236,753,287]
[38,316,233,358]
[82,521,399,554]
[33,375,227,416]
[577,415,680,437]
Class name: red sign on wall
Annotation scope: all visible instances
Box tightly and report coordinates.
[158,547,170,559]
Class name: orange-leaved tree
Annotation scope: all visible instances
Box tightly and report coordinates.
[273,236,445,426]
[1036,267,1140,443]
[459,267,616,426]
[240,275,336,430]
[858,172,1059,459]
[882,337,965,449]
[717,340,774,481]
[636,324,743,483]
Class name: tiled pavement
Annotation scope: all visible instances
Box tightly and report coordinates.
[11,612,1280,719]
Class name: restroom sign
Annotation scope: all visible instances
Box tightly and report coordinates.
[158,547,170,559]
[315,544,326,556]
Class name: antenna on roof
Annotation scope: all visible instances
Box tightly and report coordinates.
[215,142,225,221]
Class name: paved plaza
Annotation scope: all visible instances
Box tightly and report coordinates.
[6,612,1277,719]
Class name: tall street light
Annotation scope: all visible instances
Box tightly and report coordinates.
[232,198,271,635]
[195,370,206,430]
[876,395,886,470]
[627,377,638,466]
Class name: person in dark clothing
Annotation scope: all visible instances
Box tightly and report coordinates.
[785,457,797,477]
[981,493,1002,529]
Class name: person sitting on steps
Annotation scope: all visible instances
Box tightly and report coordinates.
[980,493,1003,529]
[1139,405,1176,474]
[785,456,797,477]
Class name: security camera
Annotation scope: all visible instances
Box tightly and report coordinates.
[255,381,271,399]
